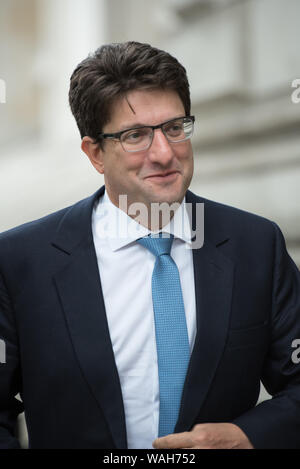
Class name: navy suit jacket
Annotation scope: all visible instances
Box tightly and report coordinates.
[0,186,300,448]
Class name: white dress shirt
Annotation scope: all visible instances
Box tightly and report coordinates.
[92,190,196,449]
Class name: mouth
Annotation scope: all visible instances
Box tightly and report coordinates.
[145,171,180,182]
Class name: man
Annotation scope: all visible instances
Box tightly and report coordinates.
[0,41,300,449]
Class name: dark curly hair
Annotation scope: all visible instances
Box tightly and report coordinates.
[69,41,191,144]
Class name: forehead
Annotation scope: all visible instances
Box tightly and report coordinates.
[104,88,185,132]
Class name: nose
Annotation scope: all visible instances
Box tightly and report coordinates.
[147,128,175,166]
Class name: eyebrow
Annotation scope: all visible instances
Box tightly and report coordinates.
[117,115,186,132]
[118,122,149,132]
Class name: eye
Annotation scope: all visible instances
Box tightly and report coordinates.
[165,121,184,137]
[122,128,149,143]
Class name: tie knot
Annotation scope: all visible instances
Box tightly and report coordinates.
[137,233,174,257]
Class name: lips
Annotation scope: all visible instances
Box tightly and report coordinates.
[146,170,179,179]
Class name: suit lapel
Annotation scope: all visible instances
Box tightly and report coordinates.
[175,192,234,432]
[52,187,127,448]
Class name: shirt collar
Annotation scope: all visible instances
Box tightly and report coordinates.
[93,189,193,252]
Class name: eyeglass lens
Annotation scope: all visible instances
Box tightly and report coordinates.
[120,117,193,152]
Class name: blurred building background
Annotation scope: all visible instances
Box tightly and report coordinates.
[1,0,300,449]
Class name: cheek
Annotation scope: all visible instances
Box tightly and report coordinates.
[128,156,151,177]
[111,157,144,185]
[175,141,193,158]
[117,151,144,169]
[179,148,194,180]
[177,147,193,169]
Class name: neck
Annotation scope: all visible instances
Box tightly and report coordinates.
[106,190,183,231]
[130,202,181,231]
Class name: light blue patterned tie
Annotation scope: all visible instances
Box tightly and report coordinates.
[137,233,190,437]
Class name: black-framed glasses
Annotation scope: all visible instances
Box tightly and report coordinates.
[97,115,195,153]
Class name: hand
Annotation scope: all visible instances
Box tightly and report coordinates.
[152,423,254,449]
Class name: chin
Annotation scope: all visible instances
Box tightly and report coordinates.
[148,192,184,206]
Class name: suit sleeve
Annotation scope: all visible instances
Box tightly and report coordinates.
[0,270,23,448]
[232,222,300,448]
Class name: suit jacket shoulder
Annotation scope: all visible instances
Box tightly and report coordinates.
[0,187,104,262]
[185,190,279,249]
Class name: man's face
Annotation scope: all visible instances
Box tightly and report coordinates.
[87,88,194,211]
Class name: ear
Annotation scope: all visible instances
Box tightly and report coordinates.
[81,136,105,174]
